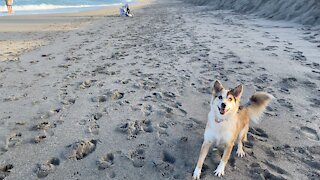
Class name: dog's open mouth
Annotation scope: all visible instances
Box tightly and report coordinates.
[218,106,228,115]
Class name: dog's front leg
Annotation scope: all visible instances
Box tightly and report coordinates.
[214,141,234,177]
[193,142,212,180]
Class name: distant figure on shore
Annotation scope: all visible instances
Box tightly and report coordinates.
[120,3,132,17]
[125,4,131,15]
[4,0,13,14]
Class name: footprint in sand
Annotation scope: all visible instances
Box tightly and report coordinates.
[31,121,52,131]
[279,87,290,94]
[87,123,100,135]
[91,112,103,121]
[301,80,317,89]
[32,135,47,144]
[61,98,76,106]
[162,150,176,164]
[153,158,175,178]
[65,56,81,62]
[34,72,50,78]
[79,80,96,89]
[97,153,114,170]
[5,132,22,150]
[34,108,61,121]
[300,126,319,141]
[114,79,131,85]
[308,98,320,108]
[291,51,307,62]
[264,161,289,176]
[92,66,120,76]
[261,45,278,51]
[130,144,148,168]
[308,146,320,156]
[305,62,320,70]
[249,162,288,180]
[0,164,13,179]
[248,127,268,142]
[3,95,20,102]
[106,90,124,100]
[29,60,39,64]
[35,157,60,178]
[91,90,124,103]
[57,63,71,69]
[277,99,294,111]
[140,103,153,116]
[64,139,97,160]
[116,119,153,140]
[278,77,298,89]
[253,74,272,84]
[91,95,107,103]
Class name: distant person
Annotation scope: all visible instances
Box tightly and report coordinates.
[120,3,132,17]
[125,4,131,15]
[125,4,132,17]
[5,0,13,14]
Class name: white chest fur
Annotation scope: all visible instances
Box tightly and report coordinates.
[203,110,235,145]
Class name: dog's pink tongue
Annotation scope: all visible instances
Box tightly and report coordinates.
[220,108,225,115]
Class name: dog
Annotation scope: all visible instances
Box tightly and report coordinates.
[193,80,273,179]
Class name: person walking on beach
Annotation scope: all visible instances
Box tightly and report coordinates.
[4,0,13,14]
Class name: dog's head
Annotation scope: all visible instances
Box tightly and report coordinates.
[211,80,243,120]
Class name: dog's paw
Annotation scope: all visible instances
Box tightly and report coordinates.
[192,167,201,179]
[236,148,245,158]
[214,162,225,177]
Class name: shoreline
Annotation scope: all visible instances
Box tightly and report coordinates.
[0,4,121,16]
[0,0,153,61]
[0,0,151,17]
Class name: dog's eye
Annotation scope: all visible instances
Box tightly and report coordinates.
[218,96,222,100]
[228,97,232,101]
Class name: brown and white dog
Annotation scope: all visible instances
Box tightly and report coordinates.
[193,80,273,179]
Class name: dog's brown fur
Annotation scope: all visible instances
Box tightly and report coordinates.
[193,81,273,179]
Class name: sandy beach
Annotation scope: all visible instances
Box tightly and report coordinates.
[0,0,319,179]
[0,0,152,61]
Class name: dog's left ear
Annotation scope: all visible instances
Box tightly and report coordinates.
[230,84,243,100]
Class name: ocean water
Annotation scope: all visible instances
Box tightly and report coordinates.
[0,0,133,15]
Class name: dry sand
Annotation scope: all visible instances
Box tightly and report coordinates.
[0,0,319,179]
[0,15,94,61]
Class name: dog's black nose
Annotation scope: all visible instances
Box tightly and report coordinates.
[221,103,226,109]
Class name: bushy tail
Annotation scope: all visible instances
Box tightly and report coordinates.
[246,92,274,124]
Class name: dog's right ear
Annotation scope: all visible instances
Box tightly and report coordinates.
[212,80,224,95]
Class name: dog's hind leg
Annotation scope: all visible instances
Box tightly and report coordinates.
[193,142,212,180]
[236,124,249,157]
